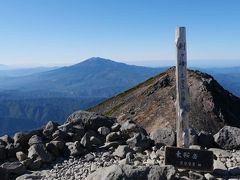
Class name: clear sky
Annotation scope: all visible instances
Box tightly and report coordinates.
[0,0,240,67]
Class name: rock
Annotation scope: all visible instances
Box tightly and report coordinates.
[0,145,7,161]
[100,141,123,150]
[90,136,104,146]
[189,128,199,145]
[46,141,65,157]
[86,164,124,180]
[21,158,32,168]
[111,123,121,132]
[127,132,151,151]
[0,139,6,146]
[208,148,231,158]
[86,164,176,180]
[66,110,115,130]
[16,151,27,161]
[213,160,228,176]
[113,145,132,159]
[120,120,147,137]
[85,153,95,161]
[189,145,201,150]
[66,141,86,157]
[0,135,13,144]
[43,121,59,138]
[204,173,215,180]
[13,132,30,148]
[5,143,21,158]
[72,125,85,141]
[106,132,122,142]
[147,165,176,180]
[214,126,240,150]
[28,135,43,146]
[1,161,26,175]
[228,166,240,176]
[28,144,53,163]
[0,167,8,180]
[198,131,215,148]
[29,159,42,170]
[189,171,205,180]
[81,131,97,149]
[150,128,175,147]
[98,126,111,136]
[52,130,71,142]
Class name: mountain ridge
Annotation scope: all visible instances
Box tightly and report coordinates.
[90,67,240,134]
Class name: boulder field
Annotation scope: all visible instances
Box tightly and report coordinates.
[0,110,239,180]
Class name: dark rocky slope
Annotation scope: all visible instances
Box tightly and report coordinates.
[90,67,240,134]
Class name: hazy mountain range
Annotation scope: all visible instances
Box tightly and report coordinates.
[0,57,239,135]
[0,57,166,135]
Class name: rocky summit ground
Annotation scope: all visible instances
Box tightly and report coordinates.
[90,67,240,134]
[0,111,240,180]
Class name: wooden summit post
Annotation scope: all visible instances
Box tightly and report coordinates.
[165,28,214,172]
[175,27,190,148]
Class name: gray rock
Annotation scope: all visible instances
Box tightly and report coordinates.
[28,135,43,146]
[106,132,122,142]
[0,167,8,180]
[81,131,97,149]
[120,120,147,137]
[147,165,176,180]
[52,130,71,142]
[98,126,111,136]
[13,132,30,148]
[90,136,104,146]
[150,128,175,147]
[86,164,176,180]
[127,132,151,151]
[72,125,85,141]
[111,123,121,132]
[189,128,199,145]
[0,139,6,146]
[228,166,240,176]
[0,145,6,161]
[86,164,124,180]
[1,161,26,175]
[66,141,85,157]
[189,171,205,180]
[46,140,64,157]
[43,121,59,138]
[113,145,132,159]
[198,131,215,148]
[6,143,21,158]
[214,126,240,150]
[85,153,95,161]
[16,151,27,161]
[28,144,53,163]
[213,160,228,176]
[189,145,201,150]
[204,173,216,180]
[21,158,33,168]
[0,135,13,144]
[66,110,115,130]
[29,159,42,170]
[100,141,123,150]
[208,148,231,158]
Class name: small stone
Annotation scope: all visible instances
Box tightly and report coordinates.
[213,160,228,176]
[98,126,110,136]
[16,151,27,161]
[189,145,201,150]
[106,132,122,142]
[1,161,26,175]
[204,173,215,180]
[113,145,132,159]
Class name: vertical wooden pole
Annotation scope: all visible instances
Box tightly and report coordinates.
[175,27,190,148]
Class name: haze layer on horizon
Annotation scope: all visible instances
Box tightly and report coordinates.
[0,0,240,67]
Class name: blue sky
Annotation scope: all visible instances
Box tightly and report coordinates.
[0,0,240,67]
